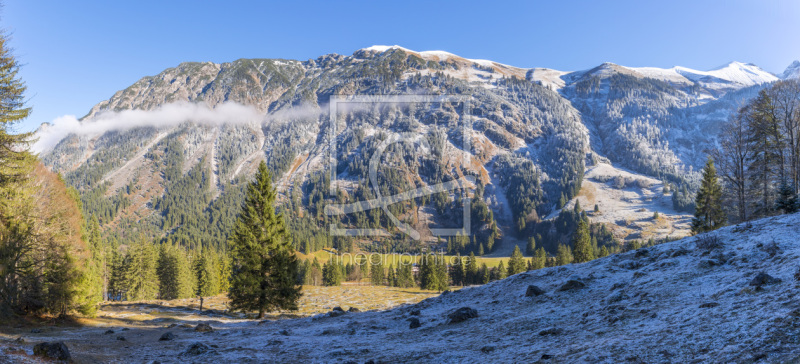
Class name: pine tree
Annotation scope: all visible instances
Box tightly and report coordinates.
[532,247,547,270]
[572,219,594,263]
[434,256,449,291]
[369,255,384,286]
[228,161,301,318]
[465,252,478,285]
[322,259,342,286]
[418,254,433,289]
[775,180,799,214]
[176,247,195,298]
[480,263,490,284]
[599,245,610,258]
[125,240,159,301]
[0,32,33,188]
[217,252,231,293]
[76,215,104,316]
[507,245,526,275]
[496,261,507,280]
[157,244,180,300]
[556,244,573,266]
[194,248,219,297]
[396,262,414,288]
[526,237,536,256]
[450,255,465,286]
[692,157,726,234]
[386,264,397,287]
[107,239,125,301]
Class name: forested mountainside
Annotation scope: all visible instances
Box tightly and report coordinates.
[39,45,794,256]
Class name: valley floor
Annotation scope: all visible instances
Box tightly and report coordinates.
[4,214,800,363]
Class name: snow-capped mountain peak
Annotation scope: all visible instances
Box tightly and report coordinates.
[630,61,778,89]
[782,60,800,79]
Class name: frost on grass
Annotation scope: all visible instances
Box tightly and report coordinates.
[4,214,800,363]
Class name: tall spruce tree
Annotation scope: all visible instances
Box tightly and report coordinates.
[369,255,384,286]
[386,264,397,287]
[776,180,799,214]
[526,237,536,256]
[193,248,219,297]
[228,162,301,318]
[692,158,726,234]
[157,244,180,300]
[556,244,573,266]
[532,247,547,270]
[507,245,526,275]
[572,219,594,263]
[450,255,465,286]
[322,259,342,286]
[396,262,414,288]
[495,261,507,280]
[465,252,478,285]
[124,239,159,301]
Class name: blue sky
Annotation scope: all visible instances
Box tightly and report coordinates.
[5,0,800,132]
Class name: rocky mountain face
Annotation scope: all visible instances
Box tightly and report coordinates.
[39,46,794,252]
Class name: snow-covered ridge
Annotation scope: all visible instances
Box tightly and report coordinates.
[363,45,781,91]
[360,45,520,69]
[634,61,779,88]
[782,60,800,80]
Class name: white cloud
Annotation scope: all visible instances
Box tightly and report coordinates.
[33,102,265,154]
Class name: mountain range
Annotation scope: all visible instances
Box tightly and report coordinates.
[38,45,800,254]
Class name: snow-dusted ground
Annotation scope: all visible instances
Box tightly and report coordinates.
[5,213,800,363]
[555,162,693,241]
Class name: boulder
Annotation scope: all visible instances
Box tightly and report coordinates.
[447,307,478,324]
[557,279,585,291]
[116,336,126,341]
[408,318,421,329]
[194,323,213,332]
[699,302,719,308]
[159,332,175,341]
[525,285,545,297]
[480,345,496,353]
[750,272,782,287]
[698,259,722,269]
[103,329,115,335]
[606,290,628,304]
[33,342,70,361]
[758,242,781,257]
[348,307,361,313]
[538,327,564,336]
[328,309,347,318]
[183,342,211,356]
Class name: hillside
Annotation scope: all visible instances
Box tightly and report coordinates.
[37,46,794,254]
[4,213,799,363]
